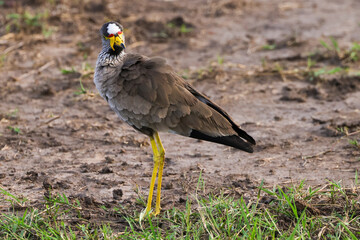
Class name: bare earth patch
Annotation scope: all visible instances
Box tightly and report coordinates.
[0,0,360,236]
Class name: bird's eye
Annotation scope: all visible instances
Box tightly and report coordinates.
[103,34,114,40]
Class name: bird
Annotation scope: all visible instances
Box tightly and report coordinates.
[94,21,256,216]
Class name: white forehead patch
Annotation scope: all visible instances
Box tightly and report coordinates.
[107,23,121,35]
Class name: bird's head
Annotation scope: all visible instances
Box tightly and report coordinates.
[100,22,126,55]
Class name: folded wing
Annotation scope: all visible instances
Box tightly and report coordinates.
[113,54,255,152]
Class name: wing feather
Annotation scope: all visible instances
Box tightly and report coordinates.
[112,53,255,151]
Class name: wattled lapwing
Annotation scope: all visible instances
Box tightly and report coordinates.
[94,22,256,216]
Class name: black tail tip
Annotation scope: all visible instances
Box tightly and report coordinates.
[189,130,255,153]
[244,145,254,153]
[233,125,256,145]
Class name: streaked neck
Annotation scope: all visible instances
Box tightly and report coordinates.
[97,50,126,67]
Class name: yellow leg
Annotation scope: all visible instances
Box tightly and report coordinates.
[145,135,159,215]
[154,132,165,215]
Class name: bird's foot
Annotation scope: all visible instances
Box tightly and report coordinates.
[150,207,161,217]
[139,206,161,221]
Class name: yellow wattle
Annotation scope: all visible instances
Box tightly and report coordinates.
[109,36,115,51]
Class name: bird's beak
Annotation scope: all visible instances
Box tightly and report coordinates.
[109,33,126,51]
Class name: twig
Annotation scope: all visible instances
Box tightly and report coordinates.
[4,42,24,55]
[265,208,282,236]
[17,61,55,81]
[302,150,333,160]
[38,115,61,127]
[318,226,327,240]
[348,130,360,136]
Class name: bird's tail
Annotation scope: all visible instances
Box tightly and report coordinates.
[189,130,254,153]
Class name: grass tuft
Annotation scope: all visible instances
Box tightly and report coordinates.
[6,10,52,37]
[1,176,360,239]
[7,126,21,134]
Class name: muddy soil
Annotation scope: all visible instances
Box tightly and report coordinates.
[0,0,359,219]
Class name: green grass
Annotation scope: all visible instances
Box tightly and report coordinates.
[337,126,360,150]
[262,39,360,82]
[349,139,359,148]
[6,109,18,119]
[6,11,52,37]
[319,37,360,63]
[312,66,348,78]
[7,126,21,134]
[320,37,340,55]
[262,44,277,50]
[179,24,192,34]
[1,176,360,239]
[74,79,87,95]
[217,55,224,65]
[61,65,94,96]
[60,67,77,75]
[0,54,6,68]
[166,22,193,34]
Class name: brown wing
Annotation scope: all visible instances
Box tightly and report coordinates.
[184,84,256,145]
[115,54,255,152]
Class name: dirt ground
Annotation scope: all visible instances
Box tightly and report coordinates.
[1,0,360,217]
